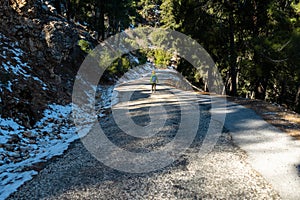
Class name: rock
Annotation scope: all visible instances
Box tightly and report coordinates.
[42,131,49,136]
[1,126,8,131]
[48,118,54,122]
[13,158,23,163]
[10,152,21,158]
[0,0,97,131]
[22,131,36,139]
[4,144,15,151]
[29,140,37,144]
[36,51,45,63]
[28,162,46,171]
[29,38,37,52]
[8,134,21,144]
[42,5,49,12]
[20,146,30,153]
[10,0,28,12]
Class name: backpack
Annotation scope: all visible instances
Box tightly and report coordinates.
[151,75,157,82]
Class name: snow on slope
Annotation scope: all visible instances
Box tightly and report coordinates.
[0,34,47,93]
[0,32,75,199]
[0,32,114,199]
[0,105,76,199]
[0,34,191,199]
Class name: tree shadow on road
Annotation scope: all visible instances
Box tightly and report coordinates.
[8,85,227,199]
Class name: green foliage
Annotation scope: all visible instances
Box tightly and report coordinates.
[98,49,148,82]
[153,49,172,68]
[132,49,148,65]
[67,0,138,39]
[144,48,172,68]
[78,39,92,53]
[136,0,161,26]
[68,0,300,112]
[176,58,205,89]
[160,0,182,29]
[106,55,133,77]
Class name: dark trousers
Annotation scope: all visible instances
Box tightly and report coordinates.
[151,83,156,92]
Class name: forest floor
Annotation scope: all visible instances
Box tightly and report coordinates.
[226,96,300,140]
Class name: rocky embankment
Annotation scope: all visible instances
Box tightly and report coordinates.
[0,1,99,198]
[0,0,97,126]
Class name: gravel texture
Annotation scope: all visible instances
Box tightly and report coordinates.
[8,72,281,199]
[8,134,280,199]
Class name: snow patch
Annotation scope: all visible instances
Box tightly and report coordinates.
[0,33,48,92]
[0,49,158,199]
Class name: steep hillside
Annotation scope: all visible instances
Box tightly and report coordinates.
[0,0,97,126]
[0,1,100,197]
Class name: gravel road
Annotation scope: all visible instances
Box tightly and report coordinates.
[8,71,281,199]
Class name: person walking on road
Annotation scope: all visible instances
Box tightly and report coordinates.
[150,70,158,93]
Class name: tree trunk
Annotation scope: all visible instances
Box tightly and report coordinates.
[279,79,286,104]
[53,0,61,15]
[65,0,72,21]
[255,79,267,100]
[229,11,237,96]
[98,0,105,41]
[295,85,300,112]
